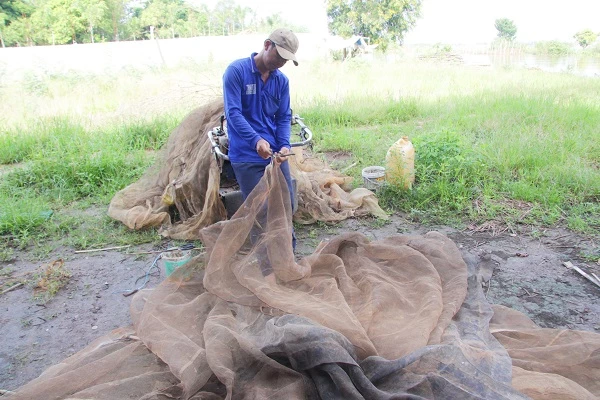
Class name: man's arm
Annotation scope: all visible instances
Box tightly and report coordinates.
[274,78,292,152]
[223,64,263,151]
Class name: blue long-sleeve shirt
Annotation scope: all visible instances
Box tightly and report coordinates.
[223,53,292,163]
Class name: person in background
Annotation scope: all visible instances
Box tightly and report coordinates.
[223,28,300,282]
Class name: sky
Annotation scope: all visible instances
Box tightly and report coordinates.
[403,0,600,44]
[195,0,600,44]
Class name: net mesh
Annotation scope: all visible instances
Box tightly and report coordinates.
[108,100,228,240]
[7,102,600,400]
[9,161,600,400]
[107,100,387,239]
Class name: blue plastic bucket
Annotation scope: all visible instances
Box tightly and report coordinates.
[162,251,192,276]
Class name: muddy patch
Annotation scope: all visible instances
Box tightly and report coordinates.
[322,150,355,171]
[446,228,600,330]
[0,244,163,390]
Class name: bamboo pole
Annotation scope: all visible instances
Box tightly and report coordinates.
[563,261,600,288]
[1,282,24,295]
[74,245,131,254]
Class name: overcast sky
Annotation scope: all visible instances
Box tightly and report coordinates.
[404,0,600,44]
[194,0,600,44]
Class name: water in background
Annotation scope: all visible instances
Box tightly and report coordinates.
[463,52,600,77]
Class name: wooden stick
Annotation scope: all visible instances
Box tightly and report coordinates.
[75,245,131,254]
[129,247,202,255]
[130,249,170,255]
[129,247,179,255]
[340,162,358,173]
[1,282,24,295]
[563,261,600,288]
[592,273,600,286]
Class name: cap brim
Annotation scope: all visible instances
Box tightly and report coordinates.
[275,46,299,66]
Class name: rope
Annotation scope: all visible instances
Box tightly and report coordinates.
[116,243,196,297]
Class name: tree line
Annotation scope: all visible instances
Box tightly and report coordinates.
[495,18,598,49]
[2,1,597,53]
[0,0,307,47]
[0,0,427,49]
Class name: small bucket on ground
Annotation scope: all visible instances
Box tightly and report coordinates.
[162,250,192,277]
[362,166,386,191]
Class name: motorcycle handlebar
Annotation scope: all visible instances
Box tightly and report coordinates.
[209,114,313,160]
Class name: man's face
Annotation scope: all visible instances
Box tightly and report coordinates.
[264,41,288,70]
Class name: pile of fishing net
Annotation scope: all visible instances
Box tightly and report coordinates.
[8,160,600,399]
[107,100,387,239]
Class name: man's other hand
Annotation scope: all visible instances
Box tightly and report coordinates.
[274,147,291,165]
[256,139,272,159]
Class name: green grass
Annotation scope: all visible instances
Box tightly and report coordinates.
[0,115,180,201]
[0,57,599,255]
[0,113,180,258]
[295,62,600,231]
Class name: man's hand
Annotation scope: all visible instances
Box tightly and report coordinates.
[256,139,272,159]
[274,147,291,165]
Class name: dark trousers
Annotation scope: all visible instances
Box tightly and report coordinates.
[231,162,297,275]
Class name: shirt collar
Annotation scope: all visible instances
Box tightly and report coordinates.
[250,52,258,73]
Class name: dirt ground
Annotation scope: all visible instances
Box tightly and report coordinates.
[1,214,599,392]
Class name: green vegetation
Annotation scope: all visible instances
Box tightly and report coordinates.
[494,18,517,41]
[291,60,599,231]
[533,41,574,56]
[1,58,599,260]
[326,0,422,46]
[574,29,598,49]
[302,88,600,229]
[33,260,72,302]
[0,103,177,258]
[0,0,307,47]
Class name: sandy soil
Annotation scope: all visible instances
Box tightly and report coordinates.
[1,214,599,392]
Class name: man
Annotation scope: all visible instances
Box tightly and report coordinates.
[223,28,299,277]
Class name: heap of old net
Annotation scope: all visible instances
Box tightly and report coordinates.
[9,159,600,399]
[107,99,387,239]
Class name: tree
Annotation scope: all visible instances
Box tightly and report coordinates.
[140,0,166,38]
[123,2,145,40]
[74,0,108,43]
[0,0,35,47]
[3,17,30,46]
[140,0,185,39]
[30,2,57,45]
[164,1,184,38]
[124,14,143,40]
[495,18,517,41]
[213,0,238,35]
[182,3,209,37]
[0,0,33,20]
[326,0,422,47]
[105,0,125,41]
[0,12,7,47]
[265,12,284,31]
[573,29,597,48]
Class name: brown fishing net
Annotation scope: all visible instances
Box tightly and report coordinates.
[289,149,388,224]
[107,100,387,239]
[490,305,600,400]
[107,100,227,240]
[9,162,600,399]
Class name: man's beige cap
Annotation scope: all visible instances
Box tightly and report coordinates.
[268,28,299,66]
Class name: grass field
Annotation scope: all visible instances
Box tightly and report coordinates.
[1,54,599,260]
